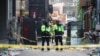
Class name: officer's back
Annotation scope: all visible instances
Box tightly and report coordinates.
[54,20,64,35]
[41,21,50,36]
[41,21,51,51]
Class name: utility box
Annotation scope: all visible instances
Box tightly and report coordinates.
[96,24,100,31]
[22,17,37,45]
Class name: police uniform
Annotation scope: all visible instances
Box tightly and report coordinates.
[41,21,51,51]
[53,22,64,50]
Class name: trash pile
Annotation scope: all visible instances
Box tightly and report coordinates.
[0,48,28,56]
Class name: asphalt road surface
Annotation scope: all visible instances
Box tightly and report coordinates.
[18,48,93,56]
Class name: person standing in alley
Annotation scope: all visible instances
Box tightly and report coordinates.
[50,22,55,43]
[41,21,51,51]
[53,20,64,51]
[92,28,98,43]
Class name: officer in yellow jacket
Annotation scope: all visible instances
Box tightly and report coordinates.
[53,20,64,51]
[41,21,51,51]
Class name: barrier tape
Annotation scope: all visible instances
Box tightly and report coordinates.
[5,32,99,49]
[14,32,37,42]
[0,44,100,49]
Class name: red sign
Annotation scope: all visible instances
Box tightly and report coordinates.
[22,24,29,37]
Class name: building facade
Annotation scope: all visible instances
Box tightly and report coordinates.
[79,0,99,38]
[49,0,77,24]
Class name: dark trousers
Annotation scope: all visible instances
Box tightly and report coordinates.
[42,37,50,49]
[55,36,63,46]
[55,36,63,50]
[92,35,99,44]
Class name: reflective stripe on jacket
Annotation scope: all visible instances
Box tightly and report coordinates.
[41,25,50,32]
[53,24,64,32]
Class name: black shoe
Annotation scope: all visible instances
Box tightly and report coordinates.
[56,48,58,51]
[41,48,44,51]
[47,48,50,51]
[60,48,63,51]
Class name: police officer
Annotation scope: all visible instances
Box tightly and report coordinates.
[41,21,51,51]
[53,20,64,50]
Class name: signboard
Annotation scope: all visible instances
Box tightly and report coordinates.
[29,0,45,18]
